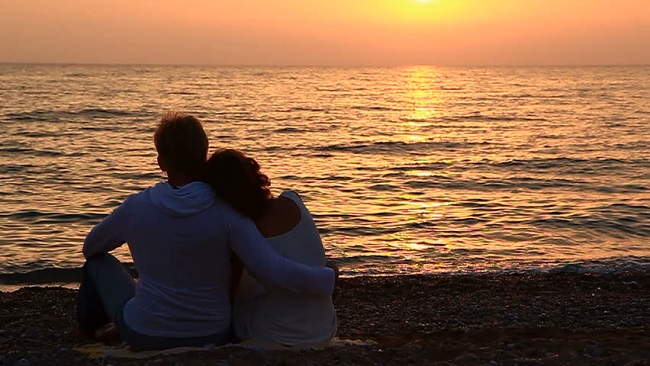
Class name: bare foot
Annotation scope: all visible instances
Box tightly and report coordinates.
[94,322,120,344]
[74,322,95,340]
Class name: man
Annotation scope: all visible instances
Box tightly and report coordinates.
[76,112,336,351]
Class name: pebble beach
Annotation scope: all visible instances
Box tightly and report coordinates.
[1,272,648,365]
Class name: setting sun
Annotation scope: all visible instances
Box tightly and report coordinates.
[0,0,648,65]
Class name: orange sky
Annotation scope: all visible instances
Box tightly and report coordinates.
[1,0,649,66]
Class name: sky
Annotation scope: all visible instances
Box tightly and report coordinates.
[1,0,649,66]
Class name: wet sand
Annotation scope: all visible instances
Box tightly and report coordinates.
[1,272,648,365]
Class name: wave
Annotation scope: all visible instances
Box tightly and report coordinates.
[3,112,51,122]
[385,158,650,181]
[11,130,57,138]
[0,163,36,174]
[167,91,197,95]
[317,140,485,154]
[350,105,401,112]
[490,157,649,170]
[111,172,163,181]
[77,108,134,117]
[63,72,90,77]
[614,141,650,150]
[0,265,137,286]
[315,199,649,241]
[0,146,70,157]
[1,258,648,287]
[547,258,650,274]
[521,210,649,238]
[281,107,328,113]
[4,108,137,123]
[368,183,400,191]
[400,114,548,123]
[398,175,646,194]
[0,210,106,224]
[273,127,303,133]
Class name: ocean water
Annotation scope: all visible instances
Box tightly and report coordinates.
[1,64,649,284]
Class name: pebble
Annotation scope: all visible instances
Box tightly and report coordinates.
[585,345,605,357]
[1,274,648,365]
[455,353,481,363]
[13,358,29,366]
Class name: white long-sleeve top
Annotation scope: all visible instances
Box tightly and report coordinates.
[83,181,334,338]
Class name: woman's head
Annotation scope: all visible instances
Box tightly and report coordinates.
[205,149,272,220]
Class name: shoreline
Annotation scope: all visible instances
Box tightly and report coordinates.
[1,272,649,365]
[2,258,649,291]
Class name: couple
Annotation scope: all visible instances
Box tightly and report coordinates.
[76,112,337,351]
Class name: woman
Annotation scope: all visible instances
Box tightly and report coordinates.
[204,149,337,346]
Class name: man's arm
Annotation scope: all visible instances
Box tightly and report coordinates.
[229,251,244,302]
[226,210,335,296]
[82,197,131,259]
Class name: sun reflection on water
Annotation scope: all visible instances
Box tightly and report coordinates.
[2,65,649,276]
[402,66,443,122]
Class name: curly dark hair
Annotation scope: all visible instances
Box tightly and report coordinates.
[204,149,273,221]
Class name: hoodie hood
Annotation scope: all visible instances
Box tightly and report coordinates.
[146,181,215,217]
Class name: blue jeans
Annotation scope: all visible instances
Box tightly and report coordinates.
[76,253,231,351]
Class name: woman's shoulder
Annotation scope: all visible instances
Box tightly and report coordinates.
[256,192,303,238]
[279,190,305,203]
[272,192,303,221]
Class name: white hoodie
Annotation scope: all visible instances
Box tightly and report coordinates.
[83,181,334,338]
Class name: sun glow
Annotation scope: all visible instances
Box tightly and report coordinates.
[377,0,463,25]
[1,0,647,66]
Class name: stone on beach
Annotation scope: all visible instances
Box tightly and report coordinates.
[0,272,648,365]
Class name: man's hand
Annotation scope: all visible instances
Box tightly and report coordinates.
[325,260,340,297]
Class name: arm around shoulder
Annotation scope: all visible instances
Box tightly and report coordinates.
[226,209,335,296]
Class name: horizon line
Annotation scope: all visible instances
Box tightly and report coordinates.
[1,61,649,68]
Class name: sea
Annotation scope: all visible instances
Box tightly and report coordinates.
[1,64,649,287]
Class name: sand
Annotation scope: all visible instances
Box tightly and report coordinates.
[1,272,648,365]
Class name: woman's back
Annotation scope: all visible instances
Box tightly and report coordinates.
[233,190,337,345]
[257,191,326,266]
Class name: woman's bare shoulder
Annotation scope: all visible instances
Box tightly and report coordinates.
[256,195,301,238]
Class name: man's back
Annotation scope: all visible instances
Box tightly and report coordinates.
[125,181,233,337]
[86,181,234,337]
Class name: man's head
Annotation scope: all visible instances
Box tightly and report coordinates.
[154,112,208,181]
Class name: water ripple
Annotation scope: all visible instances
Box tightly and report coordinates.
[1,64,649,278]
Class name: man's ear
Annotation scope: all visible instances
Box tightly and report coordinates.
[157,155,166,172]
